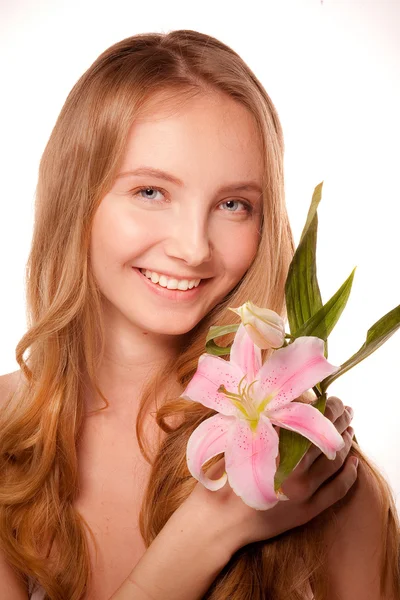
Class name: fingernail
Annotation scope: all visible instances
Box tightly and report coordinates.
[346,406,354,418]
[347,426,355,438]
[352,457,359,469]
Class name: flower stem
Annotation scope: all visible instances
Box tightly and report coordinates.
[312,384,323,399]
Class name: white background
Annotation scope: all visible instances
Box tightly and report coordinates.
[0,0,399,510]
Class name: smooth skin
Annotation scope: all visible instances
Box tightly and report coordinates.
[0,90,394,599]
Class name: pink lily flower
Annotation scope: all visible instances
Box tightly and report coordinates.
[183,324,344,510]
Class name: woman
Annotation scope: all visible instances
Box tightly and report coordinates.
[0,30,398,600]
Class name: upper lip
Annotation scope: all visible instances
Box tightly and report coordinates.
[135,267,207,280]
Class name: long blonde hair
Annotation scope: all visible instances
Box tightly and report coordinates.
[0,30,398,600]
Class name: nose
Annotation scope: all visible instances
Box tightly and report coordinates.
[164,209,213,267]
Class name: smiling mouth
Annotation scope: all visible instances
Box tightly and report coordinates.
[138,268,202,290]
[133,267,211,297]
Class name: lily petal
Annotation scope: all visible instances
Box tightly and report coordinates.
[181,353,242,416]
[244,321,285,350]
[267,401,345,460]
[253,337,339,412]
[230,322,262,381]
[186,413,234,490]
[225,416,280,510]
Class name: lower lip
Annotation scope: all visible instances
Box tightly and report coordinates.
[132,267,209,301]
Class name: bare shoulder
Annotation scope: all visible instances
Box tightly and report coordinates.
[0,370,26,406]
[0,370,23,394]
[0,369,25,398]
[321,457,398,598]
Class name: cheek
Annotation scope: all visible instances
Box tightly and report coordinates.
[90,202,149,272]
[216,225,260,276]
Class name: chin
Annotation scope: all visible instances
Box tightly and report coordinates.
[119,310,206,337]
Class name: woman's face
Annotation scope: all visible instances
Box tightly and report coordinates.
[90,91,264,337]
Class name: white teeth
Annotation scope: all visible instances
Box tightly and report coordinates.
[167,278,179,289]
[149,271,159,284]
[139,268,201,290]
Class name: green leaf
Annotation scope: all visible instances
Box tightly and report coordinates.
[205,323,239,356]
[274,183,332,490]
[274,394,327,492]
[293,267,356,340]
[285,182,326,354]
[320,303,400,392]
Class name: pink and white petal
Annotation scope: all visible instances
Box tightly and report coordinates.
[230,322,262,382]
[225,415,280,510]
[266,401,345,460]
[181,353,243,416]
[252,337,339,413]
[186,413,234,491]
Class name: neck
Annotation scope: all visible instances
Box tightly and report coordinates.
[81,301,187,419]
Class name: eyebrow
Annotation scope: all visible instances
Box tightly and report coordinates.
[116,166,263,196]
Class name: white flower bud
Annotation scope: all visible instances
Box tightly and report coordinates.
[228,300,286,349]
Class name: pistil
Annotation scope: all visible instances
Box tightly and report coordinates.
[218,374,260,431]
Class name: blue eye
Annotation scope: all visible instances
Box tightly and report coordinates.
[135,186,165,202]
[219,199,253,214]
[130,186,253,214]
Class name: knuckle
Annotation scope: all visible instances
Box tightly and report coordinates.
[333,414,350,436]
[325,397,344,422]
[343,410,352,425]
[336,397,345,411]
[341,429,352,445]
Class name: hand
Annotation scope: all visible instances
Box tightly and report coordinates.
[182,396,357,554]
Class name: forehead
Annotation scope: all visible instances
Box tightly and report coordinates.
[120,91,264,181]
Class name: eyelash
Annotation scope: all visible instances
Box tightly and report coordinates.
[130,186,254,215]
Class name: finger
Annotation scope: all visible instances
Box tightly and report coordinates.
[304,453,358,520]
[280,428,354,501]
[333,407,354,434]
[323,396,346,423]
[295,440,320,473]
[302,410,354,468]
[295,402,353,472]
[307,427,355,490]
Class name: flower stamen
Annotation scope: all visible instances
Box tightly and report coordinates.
[218,375,260,424]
